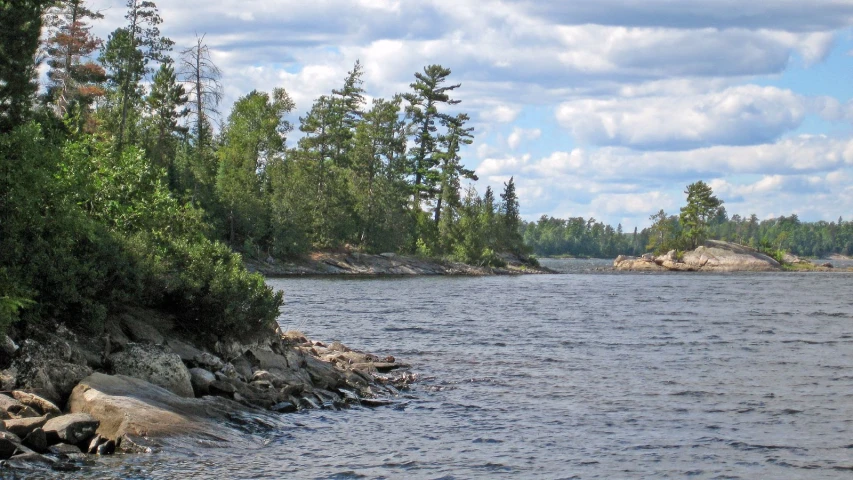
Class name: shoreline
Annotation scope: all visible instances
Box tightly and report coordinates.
[613,240,853,273]
[0,310,411,472]
[245,251,555,276]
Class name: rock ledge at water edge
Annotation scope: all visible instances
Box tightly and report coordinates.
[613,240,781,272]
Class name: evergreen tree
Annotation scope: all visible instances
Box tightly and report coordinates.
[217,88,294,247]
[100,0,173,153]
[351,97,407,249]
[434,112,476,227]
[499,176,523,253]
[0,0,49,132]
[43,0,105,118]
[646,209,679,253]
[679,180,723,249]
[403,64,460,213]
[330,60,366,167]
[143,60,187,183]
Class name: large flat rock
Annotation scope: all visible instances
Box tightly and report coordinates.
[614,241,781,272]
[68,373,263,447]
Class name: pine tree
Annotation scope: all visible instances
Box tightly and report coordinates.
[499,176,523,253]
[0,0,49,132]
[217,88,294,247]
[679,180,723,249]
[351,96,409,251]
[403,65,460,213]
[329,60,365,168]
[647,209,678,253]
[43,0,105,117]
[100,0,173,153]
[434,112,476,226]
[143,61,187,182]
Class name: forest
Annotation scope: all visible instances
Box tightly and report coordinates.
[523,181,853,259]
[0,0,525,336]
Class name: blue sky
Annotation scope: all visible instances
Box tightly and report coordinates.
[92,0,853,229]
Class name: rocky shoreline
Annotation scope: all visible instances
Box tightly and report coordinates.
[613,240,847,272]
[0,309,412,474]
[246,251,553,276]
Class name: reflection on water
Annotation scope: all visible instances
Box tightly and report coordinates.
[59,261,853,479]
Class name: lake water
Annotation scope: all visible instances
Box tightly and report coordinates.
[43,260,853,479]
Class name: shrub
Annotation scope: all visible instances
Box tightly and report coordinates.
[158,239,283,340]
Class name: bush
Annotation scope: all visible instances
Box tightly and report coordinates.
[158,239,283,339]
[479,248,507,268]
[0,121,283,340]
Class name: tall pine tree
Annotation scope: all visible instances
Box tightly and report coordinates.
[43,0,105,118]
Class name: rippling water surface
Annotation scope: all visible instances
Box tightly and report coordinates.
[67,261,853,479]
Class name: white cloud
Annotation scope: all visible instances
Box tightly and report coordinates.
[507,127,541,150]
[590,191,675,216]
[481,135,853,180]
[481,104,522,123]
[93,0,850,116]
[520,1,853,32]
[555,85,828,150]
[476,143,500,159]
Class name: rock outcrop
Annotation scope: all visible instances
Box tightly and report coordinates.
[0,304,414,473]
[614,240,782,272]
[68,373,244,444]
[0,390,103,467]
[246,251,551,276]
[109,343,194,398]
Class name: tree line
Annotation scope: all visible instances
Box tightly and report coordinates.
[524,181,853,258]
[0,0,526,337]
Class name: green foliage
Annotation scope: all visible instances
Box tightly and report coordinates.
[158,239,282,339]
[0,0,48,132]
[143,61,188,177]
[217,88,294,246]
[415,238,433,258]
[498,177,525,254]
[404,64,461,212]
[522,215,644,258]
[99,0,173,152]
[679,181,723,249]
[0,117,282,339]
[0,295,35,334]
[647,209,683,254]
[710,214,853,258]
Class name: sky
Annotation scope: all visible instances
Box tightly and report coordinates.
[90,0,853,230]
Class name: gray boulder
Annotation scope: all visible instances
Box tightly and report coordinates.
[68,373,251,445]
[22,427,47,453]
[110,343,194,398]
[681,240,780,272]
[47,443,83,456]
[13,337,93,406]
[193,352,225,372]
[3,415,49,438]
[43,413,99,445]
[12,391,61,417]
[0,394,40,419]
[188,368,216,396]
[0,368,16,391]
[0,335,18,361]
[0,433,21,459]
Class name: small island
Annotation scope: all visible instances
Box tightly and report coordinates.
[613,239,843,272]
